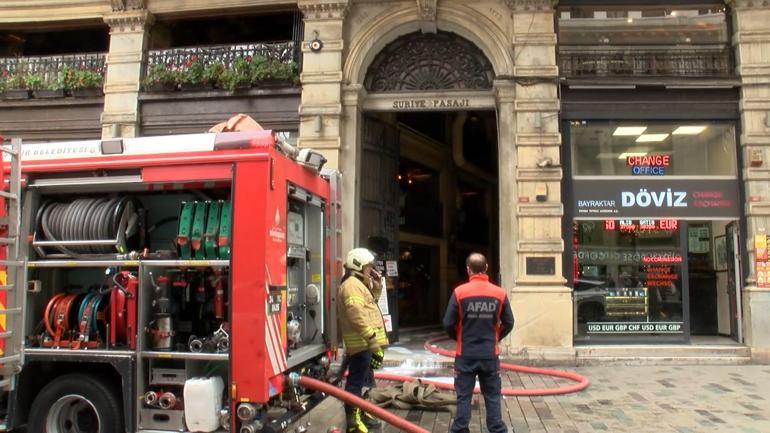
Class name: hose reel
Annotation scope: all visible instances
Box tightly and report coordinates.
[34,196,145,258]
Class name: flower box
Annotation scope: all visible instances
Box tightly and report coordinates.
[2,89,30,100]
[33,89,65,99]
[145,82,178,92]
[71,88,103,98]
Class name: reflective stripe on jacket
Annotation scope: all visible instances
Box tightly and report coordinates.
[337,270,389,355]
[442,274,514,359]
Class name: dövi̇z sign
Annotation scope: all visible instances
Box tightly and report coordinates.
[573,178,739,218]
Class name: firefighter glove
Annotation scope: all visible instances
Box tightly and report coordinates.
[370,347,384,370]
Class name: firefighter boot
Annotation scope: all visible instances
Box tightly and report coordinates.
[362,411,382,431]
[345,405,369,433]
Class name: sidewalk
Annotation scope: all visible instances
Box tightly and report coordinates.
[299,364,770,433]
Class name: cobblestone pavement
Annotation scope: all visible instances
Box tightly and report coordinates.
[301,364,770,433]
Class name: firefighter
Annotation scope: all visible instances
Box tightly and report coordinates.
[338,248,389,433]
[443,252,514,433]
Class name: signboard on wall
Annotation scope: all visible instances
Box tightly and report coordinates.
[573,178,740,218]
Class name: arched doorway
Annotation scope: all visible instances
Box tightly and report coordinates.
[355,31,502,339]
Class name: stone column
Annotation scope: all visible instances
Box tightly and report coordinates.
[495,78,517,356]
[101,7,153,138]
[730,0,770,362]
[299,0,351,250]
[506,0,573,359]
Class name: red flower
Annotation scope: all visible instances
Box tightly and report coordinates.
[245,55,253,62]
[1,70,8,77]
[190,55,198,62]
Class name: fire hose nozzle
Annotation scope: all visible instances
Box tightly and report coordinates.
[239,420,263,433]
[189,337,204,353]
[220,408,231,431]
[288,372,301,387]
[144,391,158,407]
[158,392,177,410]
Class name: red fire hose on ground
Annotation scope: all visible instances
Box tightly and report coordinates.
[292,336,589,433]
[291,374,431,433]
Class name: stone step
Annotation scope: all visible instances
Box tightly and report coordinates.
[575,355,752,366]
[575,344,752,366]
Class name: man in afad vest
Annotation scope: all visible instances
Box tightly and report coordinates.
[337,248,389,433]
[443,252,514,433]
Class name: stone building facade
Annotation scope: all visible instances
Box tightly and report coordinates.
[1,0,769,361]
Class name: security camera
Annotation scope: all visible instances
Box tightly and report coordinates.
[536,157,553,168]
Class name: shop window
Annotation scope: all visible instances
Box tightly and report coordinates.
[574,219,684,339]
[570,121,737,177]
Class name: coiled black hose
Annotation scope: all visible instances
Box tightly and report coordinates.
[36,197,142,257]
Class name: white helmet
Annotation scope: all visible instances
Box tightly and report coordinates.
[345,248,376,272]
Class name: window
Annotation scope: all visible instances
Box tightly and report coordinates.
[558,5,728,46]
[574,219,684,339]
[570,121,737,177]
[557,4,731,77]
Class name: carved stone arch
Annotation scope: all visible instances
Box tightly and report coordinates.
[343,5,513,86]
[364,31,494,92]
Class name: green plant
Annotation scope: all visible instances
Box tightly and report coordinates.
[24,72,44,90]
[218,56,252,92]
[180,56,205,86]
[248,55,269,83]
[75,69,103,90]
[47,71,65,91]
[203,62,224,87]
[143,64,180,90]
[6,71,25,89]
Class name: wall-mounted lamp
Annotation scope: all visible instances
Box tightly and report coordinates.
[313,115,322,133]
[308,30,323,52]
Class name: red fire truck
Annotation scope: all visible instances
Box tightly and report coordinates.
[0,130,341,433]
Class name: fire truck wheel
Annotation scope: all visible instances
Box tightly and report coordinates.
[27,373,123,433]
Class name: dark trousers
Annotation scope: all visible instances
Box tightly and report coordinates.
[344,350,373,397]
[450,357,508,433]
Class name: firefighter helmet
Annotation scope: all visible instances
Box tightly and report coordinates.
[345,248,375,272]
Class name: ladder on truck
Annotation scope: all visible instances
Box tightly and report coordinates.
[0,138,24,430]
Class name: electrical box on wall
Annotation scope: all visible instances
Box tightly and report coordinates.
[535,183,548,202]
[751,148,763,167]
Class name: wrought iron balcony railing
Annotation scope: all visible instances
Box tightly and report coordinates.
[0,52,106,87]
[559,47,733,78]
[145,41,299,72]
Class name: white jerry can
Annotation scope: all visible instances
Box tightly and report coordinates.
[184,376,225,432]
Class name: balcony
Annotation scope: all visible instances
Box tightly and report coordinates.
[559,47,733,79]
[142,41,299,92]
[0,52,106,140]
[0,52,106,99]
[139,41,302,135]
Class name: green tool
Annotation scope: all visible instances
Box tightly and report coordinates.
[218,200,232,260]
[204,200,222,259]
[191,201,208,260]
[177,201,194,259]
